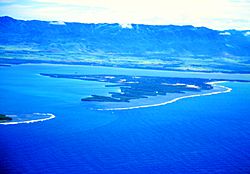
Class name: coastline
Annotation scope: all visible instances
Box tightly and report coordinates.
[11,63,250,81]
[1,58,250,75]
[0,113,56,125]
[97,81,232,111]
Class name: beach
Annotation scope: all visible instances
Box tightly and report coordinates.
[96,81,232,111]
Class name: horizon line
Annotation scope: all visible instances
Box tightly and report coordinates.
[1,16,249,31]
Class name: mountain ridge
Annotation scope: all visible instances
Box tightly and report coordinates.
[0,16,250,73]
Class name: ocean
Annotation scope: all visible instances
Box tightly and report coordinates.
[0,64,250,173]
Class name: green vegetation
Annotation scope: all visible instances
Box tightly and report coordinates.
[82,95,122,102]
[1,17,250,74]
[41,73,214,103]
[0,114,12,122]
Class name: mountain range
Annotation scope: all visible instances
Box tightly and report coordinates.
[0,16,250,73]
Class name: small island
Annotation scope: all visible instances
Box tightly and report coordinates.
[40,73,215,103]
[0,114,12,122]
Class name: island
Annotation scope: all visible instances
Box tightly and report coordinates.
[0,114,12,122]
[40,73,215,102]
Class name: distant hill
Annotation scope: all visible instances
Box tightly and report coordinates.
[0,16,250,73]
[1,16,250,57]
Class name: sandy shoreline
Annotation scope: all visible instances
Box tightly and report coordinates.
[97,81,232,111]
[0,113,56,125]
[0,82,232,124]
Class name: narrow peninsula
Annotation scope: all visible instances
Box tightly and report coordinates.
[40,74,216,103]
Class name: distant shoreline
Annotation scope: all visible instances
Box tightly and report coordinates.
[1,58,250,75]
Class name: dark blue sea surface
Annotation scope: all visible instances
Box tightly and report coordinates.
[0,64,250,173]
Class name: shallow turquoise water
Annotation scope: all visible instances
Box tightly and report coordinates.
[0,64,250,173]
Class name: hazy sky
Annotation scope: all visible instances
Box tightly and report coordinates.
[0,0,249,30]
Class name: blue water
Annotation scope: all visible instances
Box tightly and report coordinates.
[0,64,250,173]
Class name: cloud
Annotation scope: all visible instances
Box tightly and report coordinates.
[0,0,16,3]
[49,21,66,25]
[119,23,133,29]
[0,0,250,30]
[219,32,231,36]
[244,31,250,36]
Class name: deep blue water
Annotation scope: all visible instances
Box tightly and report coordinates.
[0,64,250,173]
